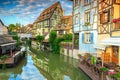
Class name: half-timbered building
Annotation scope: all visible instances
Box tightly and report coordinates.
[71,0,98,55]
[34,1,63,36]
[55,16,72,36]
[96,0,120,66]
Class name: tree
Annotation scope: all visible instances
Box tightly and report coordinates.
[49,30,63,54]
[63,33,73,42]
[15,23,21,31]
[8,24,16,32]
[26,39,32,47]
[49,30,57,44]
[35,35,44,48]
[12,35,22,50]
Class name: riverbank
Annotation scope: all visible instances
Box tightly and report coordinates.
[0,47,26,69]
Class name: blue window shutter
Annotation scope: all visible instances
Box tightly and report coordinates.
[90,33,94,44]
[82,33,84,43]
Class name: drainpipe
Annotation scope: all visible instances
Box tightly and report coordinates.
[72,0,74,59]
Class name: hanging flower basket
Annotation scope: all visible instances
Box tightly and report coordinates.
[84,22,90,26]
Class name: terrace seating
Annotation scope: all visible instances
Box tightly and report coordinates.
[104,62,116,69]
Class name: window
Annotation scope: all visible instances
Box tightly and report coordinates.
[42,29,45,34]
[85,33,91,43]
[47,20,49,25]
[82,33,93,44]
[58,24,61,28]
[59,30,63,35]
[51,19,54,25]
[113,46,119,58]
[100,11,110,24]
[114,0,120,4]
[75,15,79,24]
[84,0,90,5]
[85,12,90,23]
[75,0,79,7]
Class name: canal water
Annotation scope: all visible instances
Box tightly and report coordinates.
[0,51,91,80]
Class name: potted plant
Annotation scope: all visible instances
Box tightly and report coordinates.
[113,73,120,80]
[78,54,82,62]
[84,22,90,30]
[100,67,109,80]
[84,22,90,26]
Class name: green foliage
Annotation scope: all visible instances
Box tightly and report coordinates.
[26,39,32,47]
[100,67,108,72]
[8,23,21,34]
[78,54,82,58]
[12,35,22,49]
[49,30,63,54]
[91,56,96,65]
[62,33,73,42]
[49,30,57,44]
[84,22,90,26]
[113,73,120,78]
[8,24,16,32]
[2,64,6,70]
[0,55,8,60]
[35,35,44,43]
[12,35,20,41]
[9,32,17,35]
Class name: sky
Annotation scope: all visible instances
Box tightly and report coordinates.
[0,0,72,26]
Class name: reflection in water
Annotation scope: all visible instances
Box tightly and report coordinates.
[8,56,46,80]
[0,58,27,80]
[33,52,92,80]
[1,50,91,80]
[64,75,71,80]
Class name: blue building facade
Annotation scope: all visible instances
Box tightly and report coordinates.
[73,0,98,54]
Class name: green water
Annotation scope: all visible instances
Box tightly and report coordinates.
[0,49,91,80]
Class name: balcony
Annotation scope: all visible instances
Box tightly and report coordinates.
[82,25,92,31]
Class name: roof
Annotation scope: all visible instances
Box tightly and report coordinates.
[0,19,4,26]
[0,35,16,45]
[55,15,72,31]
[35,1,62,23]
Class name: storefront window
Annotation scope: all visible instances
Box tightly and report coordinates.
[113,46,119,58]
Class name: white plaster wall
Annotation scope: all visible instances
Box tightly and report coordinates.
[61,48,80,59]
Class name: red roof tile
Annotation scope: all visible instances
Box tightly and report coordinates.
[35,1,62,23]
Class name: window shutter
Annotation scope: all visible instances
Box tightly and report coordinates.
[82,33,84,43]
[90,33,94,44]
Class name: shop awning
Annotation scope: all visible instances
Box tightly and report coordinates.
[101,38,120,46]
[94,44,107,50]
